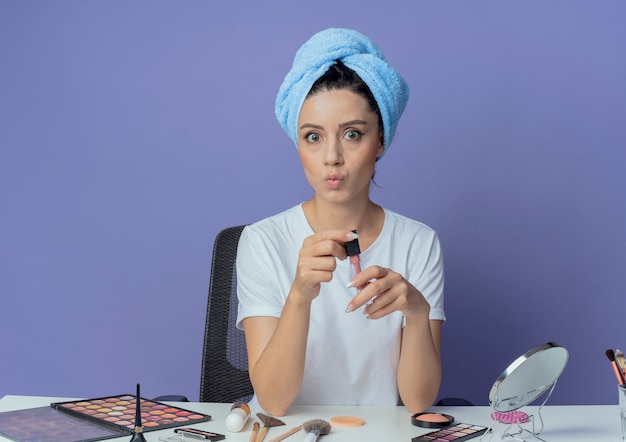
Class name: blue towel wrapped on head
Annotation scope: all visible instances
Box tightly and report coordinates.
[275,28,409,159]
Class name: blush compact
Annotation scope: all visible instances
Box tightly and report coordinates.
[411,412,454,428]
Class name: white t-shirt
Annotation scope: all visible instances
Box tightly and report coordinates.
[236,204,445,406]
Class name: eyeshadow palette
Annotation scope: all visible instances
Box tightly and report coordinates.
[0,406,126,442]
[51,394,212,433]
[411,422,488,442]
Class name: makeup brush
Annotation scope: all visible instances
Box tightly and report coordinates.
[267,425,302,442]
[255,413,286,442]
[129,383,147,442]
[248,422,260,442]
[605,349,626,386]
[302,419,331,442]
[616,349,626,375]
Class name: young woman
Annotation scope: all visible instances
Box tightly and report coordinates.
[236,28,445,416]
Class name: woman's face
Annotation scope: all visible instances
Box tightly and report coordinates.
[297,88,383,205]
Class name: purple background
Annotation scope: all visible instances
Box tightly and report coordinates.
[1,1,624,406]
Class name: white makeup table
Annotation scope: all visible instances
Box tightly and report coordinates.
[0,395,622,442]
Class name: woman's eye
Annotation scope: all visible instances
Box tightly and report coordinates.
[344,130,362,141]
[306,132,321,143]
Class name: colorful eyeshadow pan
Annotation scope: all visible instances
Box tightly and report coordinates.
[51,394,212,435]
[412,423,489,442]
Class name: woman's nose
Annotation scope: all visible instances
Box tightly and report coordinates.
[323,138,343,165]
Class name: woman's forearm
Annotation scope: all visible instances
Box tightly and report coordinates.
[397,316,442,414]
[249,293,312,416]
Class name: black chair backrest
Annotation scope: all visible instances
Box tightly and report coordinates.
[199,225,253,403]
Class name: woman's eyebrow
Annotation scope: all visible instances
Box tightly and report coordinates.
[339,119,368,128]
[299,120,369,131]
[299,123,323,131]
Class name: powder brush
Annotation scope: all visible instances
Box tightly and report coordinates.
[302,419,331,442]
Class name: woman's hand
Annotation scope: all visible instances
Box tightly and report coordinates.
[291,230,357,301]
[345,266,431,319]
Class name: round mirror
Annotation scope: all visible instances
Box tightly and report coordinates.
[488,342,568,412]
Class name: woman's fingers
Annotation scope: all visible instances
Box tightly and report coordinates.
[294,230,358,298]
[346,267,430,318]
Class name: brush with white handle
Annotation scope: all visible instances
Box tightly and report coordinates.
[302,419,331,442]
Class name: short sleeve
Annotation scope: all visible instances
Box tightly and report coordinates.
[235,226,287,329]
[419,231,445,322]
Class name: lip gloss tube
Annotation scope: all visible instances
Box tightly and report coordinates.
[346,230,367,291]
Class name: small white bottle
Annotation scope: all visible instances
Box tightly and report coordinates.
[224,402,250,432]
